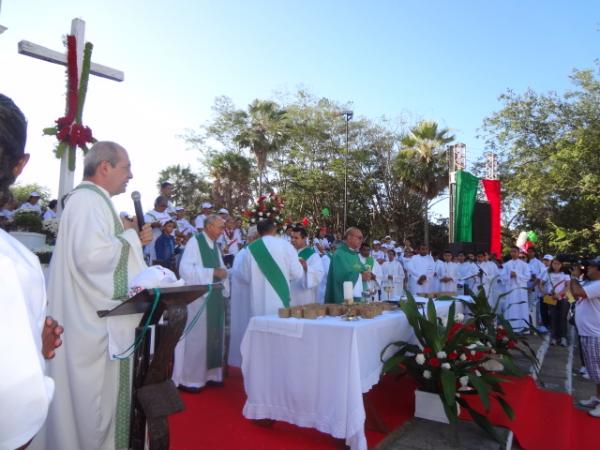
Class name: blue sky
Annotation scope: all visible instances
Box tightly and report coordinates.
[0,0,598,214]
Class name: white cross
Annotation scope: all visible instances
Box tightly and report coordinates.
[0,0,7,34]
[18,18,124,211]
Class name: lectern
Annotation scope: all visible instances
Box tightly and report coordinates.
[97,285,217,450]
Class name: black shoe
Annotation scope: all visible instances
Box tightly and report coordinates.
[206,380,225,388]
[178,384,204,393]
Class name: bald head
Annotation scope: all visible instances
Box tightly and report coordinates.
[83,141,132,196]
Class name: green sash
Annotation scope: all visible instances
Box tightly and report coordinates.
[364,256,375,270]
[195,232,225,370]
[324,243,365,304]
[248,238,291,308]
[298,246,316,261]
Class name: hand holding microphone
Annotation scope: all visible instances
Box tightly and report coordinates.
[130,191,153,245]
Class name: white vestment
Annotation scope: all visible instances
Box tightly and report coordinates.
[194,213,208,231]
[381,259,405,299]
[501,259,531,331]
[0,230,53,450]
[228,248,252,367]
[40,181,147,450]
[218,228,243,256]
[457,261,479,293]
[143,209,171,262]
[434,261,459,293]
[406,254,435,295]
[359,255,383,298]
[240,236,304,316]
[173,232,229,388]
[317,254,331,303]
[290,248,325,306]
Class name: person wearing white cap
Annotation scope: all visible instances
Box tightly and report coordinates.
[217,207,229,217]
[143,196,172,264]
[371,240,385,264]
[195,202,213,232]
[217,216,242,268]
[175,207,196,238]
[19,191,42,214]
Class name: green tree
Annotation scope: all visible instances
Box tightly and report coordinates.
[10,183,52,205]
[481,65,600,255]
[233,99,289,193]
[394,120,454,246]
[208,151,253,213]
[157,165,211,216]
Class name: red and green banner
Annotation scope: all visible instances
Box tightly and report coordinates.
[482,179,502,256]
[453,170,480,242]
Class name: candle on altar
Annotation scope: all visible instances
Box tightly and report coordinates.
[343,281,354,304]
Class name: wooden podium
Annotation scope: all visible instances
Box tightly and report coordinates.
[97,285,218,450]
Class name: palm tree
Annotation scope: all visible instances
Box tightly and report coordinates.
[394,120,454,246]
[233,100,288,193]
[208,151,253,212]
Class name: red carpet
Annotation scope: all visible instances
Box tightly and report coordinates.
[169,368,600,450]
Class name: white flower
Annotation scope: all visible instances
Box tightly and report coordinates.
[415,354,426,365]
[467,344,477,350]
[252,209,257,213]
[441,363,451,370]
[440,316,448,326]
[502,336,509,343]
[436,351,447,359]
[486,342,493,348]
[471,350,476,356]
[459,353,467,361]
[475,370,482,377]
[250,218,256,223]
[491,349,497,354]
[258,212,263,217]
[423,370,432,379]
[459,375,469,387]
[454,313,465,322]
[498,325,504,330]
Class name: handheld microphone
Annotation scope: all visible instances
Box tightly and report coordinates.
[131,191,145,230]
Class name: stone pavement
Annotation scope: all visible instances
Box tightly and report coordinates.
[376,324,598,449]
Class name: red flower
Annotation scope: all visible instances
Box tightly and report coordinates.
[428,358,441,368]
[423,347,432,354]
[448,351,458,360]
[507,340,516,349]
[464,324,476,333]
[448,323,463,341]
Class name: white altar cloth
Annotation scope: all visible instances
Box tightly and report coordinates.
[241,300,462,450]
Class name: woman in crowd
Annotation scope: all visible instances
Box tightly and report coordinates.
[544,258,571,346]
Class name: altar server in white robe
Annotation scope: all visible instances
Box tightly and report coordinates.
[240,219,304,316]
[228,226,259,368]
[474,252,500,297]
[290,226,325,305]
[382,249,405,299]
[143,196,172,263]
[359,242,383,299]
[435,250,459,293]
[42,142,152,450]
[406,244,436,295]
[501,246,531,331]
[0,94,63,450]
[173,215,229,390]
[457,252,479,294]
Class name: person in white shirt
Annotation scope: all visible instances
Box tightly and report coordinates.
[313,227,330,255]
[195,202,213,231]
[501,247,531,332]
[290,226,324,305]
[457,252,479,294]
[527,247,548,330]
[159,181,177,215]
[434,250,459,294]
[42,199,58,221]
[381,249,405,300]
[359,242,383,300]
[406,244,435,295]
[218,217,243,268]
[19,191,42,214]
[543,258,571,346]
[143,196,172,263]
[0,93,63,450]
[174,207,196,238]
[571,258,600,417]
[371,240,386,265]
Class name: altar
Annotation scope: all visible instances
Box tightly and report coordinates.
[241,299,465,450]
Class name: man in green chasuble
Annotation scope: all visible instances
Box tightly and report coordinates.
[324,227,372,303]
[173,215,229,392]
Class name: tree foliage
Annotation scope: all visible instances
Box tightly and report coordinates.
[10,183,52,205]
[157,164,211,214]
[481,64,600,255]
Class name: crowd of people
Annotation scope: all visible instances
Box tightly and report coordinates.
[2,90,600,450]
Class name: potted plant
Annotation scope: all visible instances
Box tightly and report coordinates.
[9,209,46,251]
[381,291,515,442]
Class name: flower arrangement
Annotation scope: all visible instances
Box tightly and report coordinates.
[243,192,285,226]
[381,292,515,441]
[42,217,60,244]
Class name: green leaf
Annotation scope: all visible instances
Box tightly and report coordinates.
[494,394,515,420]
[468,373,491,410]
[427,298,437,323]
[456,397,502,443]
[440,369,457,406]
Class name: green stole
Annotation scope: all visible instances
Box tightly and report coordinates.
[299,246,316,261]
[364,256,375,270]
[195,232,225,370]
[74,183,131,449]
[324,243,365,304]
[248,237,291,307]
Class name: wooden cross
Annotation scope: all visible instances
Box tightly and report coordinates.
[18,18,124,211]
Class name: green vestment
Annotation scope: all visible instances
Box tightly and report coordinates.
[324,243,366,304]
